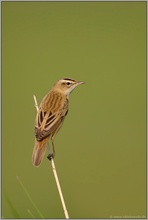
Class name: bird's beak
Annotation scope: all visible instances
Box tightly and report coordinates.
[76,81,85,85]
[69,80,85,94]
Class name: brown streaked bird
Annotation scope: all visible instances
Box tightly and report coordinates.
[32,78,84,167]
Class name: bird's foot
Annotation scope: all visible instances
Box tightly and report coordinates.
[47,153,54,161]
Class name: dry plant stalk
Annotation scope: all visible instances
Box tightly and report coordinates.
[33,95,69,219]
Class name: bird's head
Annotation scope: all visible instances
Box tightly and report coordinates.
[53,78,85,96]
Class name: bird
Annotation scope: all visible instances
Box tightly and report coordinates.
[32,78,84,167]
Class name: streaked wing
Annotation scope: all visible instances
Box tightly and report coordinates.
[34,106,67,141]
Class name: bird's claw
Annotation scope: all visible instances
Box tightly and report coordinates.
[47,153,54,161]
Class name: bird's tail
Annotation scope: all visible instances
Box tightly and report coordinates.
[32,137,49,167]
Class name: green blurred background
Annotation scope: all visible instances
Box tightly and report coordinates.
[2,2,146,218]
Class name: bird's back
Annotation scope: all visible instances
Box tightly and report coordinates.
[34,90,69,141]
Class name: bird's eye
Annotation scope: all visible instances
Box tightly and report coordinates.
[66,82,71,86]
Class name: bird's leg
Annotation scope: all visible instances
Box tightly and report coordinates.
[47,138,55,161]
[47,122,63,161]
[47,143,53,161]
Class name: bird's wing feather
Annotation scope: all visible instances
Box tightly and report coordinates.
[34,106,67,141]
